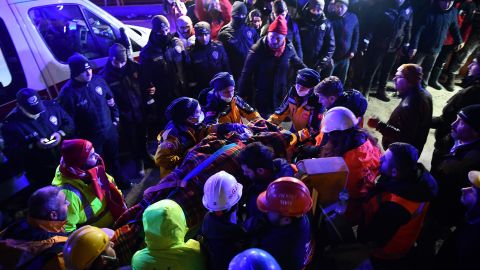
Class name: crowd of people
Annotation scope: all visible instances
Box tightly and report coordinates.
[0,0,479,269]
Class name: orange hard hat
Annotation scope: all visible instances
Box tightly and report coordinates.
[257,177,313,217]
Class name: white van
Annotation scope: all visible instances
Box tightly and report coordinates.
[0,0,150,120]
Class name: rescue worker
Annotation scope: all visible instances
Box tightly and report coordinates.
[409,0,463,87]
[63,225,119,270]
[131,199,206,270]
[327,0,359,84]
[57,53,129,189]
[246,177,313,270]
[139,15,186,133]
[52,139,127,233]
[358,142,437,270]
[268,68,324,140]
[200,171,246,270]
[175,15,196,48]
[229,248,281,270]
[368,64,432,155]
[238,142,295,219]
[194,0,232,39]
[186,21,231,98]
[297,0,336,77]
[360,0,413,101]
[0,186,69,270]
[238,15,306,118]
[218,1,260,80]
[202,72,261,124]
[100,43,151,177]
[261,0,303,59]
[154,97,210,178]
[247,9,263,33]
[2,88,74,187]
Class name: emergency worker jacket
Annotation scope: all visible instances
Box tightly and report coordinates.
[203,89,260,124]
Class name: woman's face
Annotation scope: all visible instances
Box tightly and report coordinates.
[187,104,204,124]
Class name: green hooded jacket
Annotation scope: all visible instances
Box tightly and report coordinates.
[132,199,206,270]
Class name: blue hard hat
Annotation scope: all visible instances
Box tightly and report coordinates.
[228,248,282,270]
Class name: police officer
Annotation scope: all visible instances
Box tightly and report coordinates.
[2,88,74,187]
[186,21,231,98]
[218,1,260,80]
[140,15,186,135]
[57,53,130,190]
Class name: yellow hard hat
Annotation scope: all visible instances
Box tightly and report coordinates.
[63,225,110,270]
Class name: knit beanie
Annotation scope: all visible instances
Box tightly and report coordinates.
[232,1,248,17]
[336,0,349,6]
[109,43,127,62]
[68,53,91,78]
[152,15,170,32]
[61,139,93,168]
[309,0,325,8]
[268,15,288,35]
[273,0,288,15]
[296,68,321,88]
[459,104,480,132]
[194,21,211,35]
[210,72,235,91]
[166,97,199,124]
[399,64,423,85]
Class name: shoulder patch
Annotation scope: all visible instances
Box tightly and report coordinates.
[212,50,219,60]
[95,86,103,95]
[174,45,183,54]
[49,115,58,126]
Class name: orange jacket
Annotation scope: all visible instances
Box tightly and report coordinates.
[364,193,429,260]
[205,96,261,124]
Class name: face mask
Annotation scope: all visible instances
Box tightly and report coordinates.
[19,106,41,119]
[190,111,205,124]
[296,84,311,97]
[231,16,246,28]
[220,96,233,103]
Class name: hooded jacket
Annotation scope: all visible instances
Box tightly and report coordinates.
[132,199,206,270]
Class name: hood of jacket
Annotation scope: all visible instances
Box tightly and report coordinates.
[143,199,188,250]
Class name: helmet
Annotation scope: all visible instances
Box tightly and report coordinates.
[321,106,358,133]
[228,248,281,270]
[203,171,243,211]
[257,177,313,217]
[63,225,110,270]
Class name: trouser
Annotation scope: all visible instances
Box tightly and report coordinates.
[433,44,455,70]
[412,51,440,84]
[446,32,480,75]
[329,58,350,85]
[120,119,148,161]
[361,48,395,96]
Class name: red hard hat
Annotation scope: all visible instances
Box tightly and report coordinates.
[257,177,313,217]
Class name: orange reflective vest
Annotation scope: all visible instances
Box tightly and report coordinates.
[364,192,429,260]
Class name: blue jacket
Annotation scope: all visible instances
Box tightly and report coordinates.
[330,11,360,60]
[410,6,462,54]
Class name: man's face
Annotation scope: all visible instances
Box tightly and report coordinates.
[177,19,192,37]
[335,2,348,16]
[451,116,478,143]
[111,57,126,69]
[156,24,170,36]
[74,68,93,83]
[85,147,99,168]
[252,16,262,29]
[379,149,396,177]
[467,58,480,77]
[55,191,70,221]
[241,164,256,181]
[218,86,235,103]
[196,33,211,45]
[296,84,311,97]
[267,32,286,49]
[394,69,409,96]
[187,104,204,124]
[309,3,324,16]
[317,93,336,108]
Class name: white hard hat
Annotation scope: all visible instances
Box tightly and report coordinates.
[321,106,358,133]
[203,171,243,211]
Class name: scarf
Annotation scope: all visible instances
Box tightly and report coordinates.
[59,157,127,220]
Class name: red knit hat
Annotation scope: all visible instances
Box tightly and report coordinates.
[268,15,288,35]
[61,139,93,167]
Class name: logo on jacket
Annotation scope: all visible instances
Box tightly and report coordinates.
[321,23,326,31]
[49,115,58,126]
[95,86,103,95]
[212,51,219,60]
[27,96,39,105]
[405,7,412,16]
[247,31,252,39]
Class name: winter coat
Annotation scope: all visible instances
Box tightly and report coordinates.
[51,167,119,232]
[186,41,231,98]
[57,76,119,139]
[268,87,325,132]
[203,89,260,124]
[238,37,306,116]
[132,200,206,270]
[200,212,246,270]
[359,164,438,259]
[1,101,74,178]
[330,11,359,60]
[377,87,432,155]
[100,60,143,123]
[410,6,462,54]
[218,23,259,80]
[297,13,336,69]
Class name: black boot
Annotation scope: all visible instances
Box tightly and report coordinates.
[374,87,391,102]
[441,73,456,92]
[428,67,443,90]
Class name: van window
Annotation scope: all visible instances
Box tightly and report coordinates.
[29,5,119,62]
[0,19,27,106]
